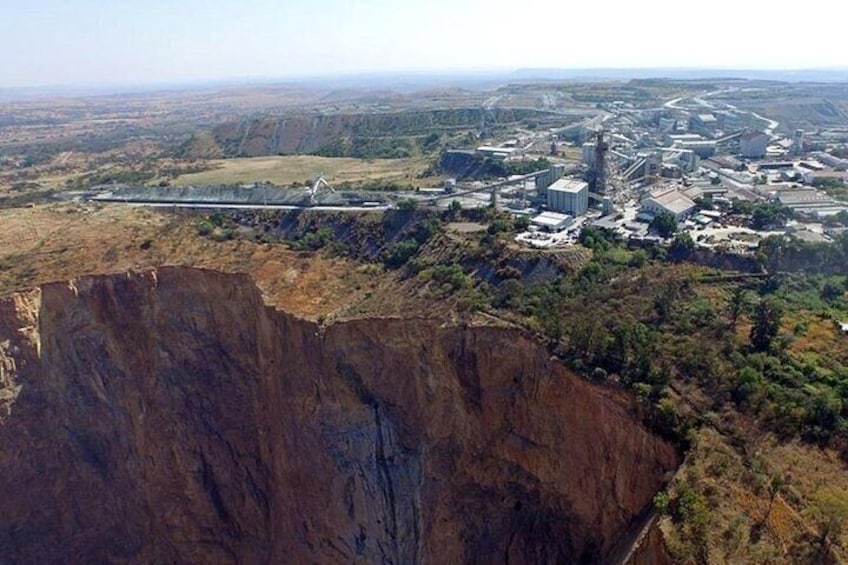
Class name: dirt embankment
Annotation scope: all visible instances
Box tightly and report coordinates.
[0,267,679,563]
[197,108,548,158]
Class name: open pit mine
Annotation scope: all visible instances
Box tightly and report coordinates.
[0,267,679,563]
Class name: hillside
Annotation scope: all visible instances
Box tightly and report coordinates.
[181,108,551,159]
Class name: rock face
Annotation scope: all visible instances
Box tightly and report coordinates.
[0,267,679,563]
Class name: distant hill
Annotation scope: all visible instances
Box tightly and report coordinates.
[510,67,848,83]
[181,108,550,159]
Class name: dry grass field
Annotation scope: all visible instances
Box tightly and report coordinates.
[0,204,381,320]
[173,155,431,187]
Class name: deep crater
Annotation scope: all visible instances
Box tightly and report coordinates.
[0,267,679,563]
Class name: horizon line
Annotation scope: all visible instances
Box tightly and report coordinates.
[2,66,847,99]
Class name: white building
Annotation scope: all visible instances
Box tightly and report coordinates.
[666,133,704,146]
[739,131,769,158]
[641,187,697,221]
[476,146,516,159]
[531,211,573,232]
[547,178,589,216]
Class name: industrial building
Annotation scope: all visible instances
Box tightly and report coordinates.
[666,133,704,146]
[689,113,718,133]
[675,139,716,158]
[775,189,841,214]
[641,187,697,221]
[531,211,573,232]
[739,131,769,158]
[801,169,848,185]
[547,178,588,216]
[534,164,566,191]
[661,148,699,172]
[476,146,516,159]
[814,152,848,169]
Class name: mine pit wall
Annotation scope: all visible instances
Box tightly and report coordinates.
[0,267,680,563]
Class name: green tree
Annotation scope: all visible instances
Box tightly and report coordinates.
[669,232,695,259]
[431,263,469,293]
[653,283,680,323]
[651,212,678,238]
[578,226,617,250]
[749,298,783,352]
[653,491,670,516]
[727,287,749,329]
[607,322,656,382]
[732,366,764,408]
[695,196,716,210]
[397,198,418,211]
[493,279,524,309]
[750,203,792,230]
[384,239,420,268]
[821,280,843,302]
[513,215,531,231]
[487,218,513,235]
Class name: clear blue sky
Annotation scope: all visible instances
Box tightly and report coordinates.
[1,0,846,88]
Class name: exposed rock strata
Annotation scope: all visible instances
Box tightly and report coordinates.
[0,267,679,563]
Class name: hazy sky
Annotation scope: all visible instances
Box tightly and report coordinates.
[1,0,846,88]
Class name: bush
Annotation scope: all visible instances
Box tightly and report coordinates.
[432,263,469,293]
[513,215,531,231]
[654,491,671,516]
[384,239,421,268]
[210,227,234,242]
[397,198,418,211]
[579,226,618,250]
[197,220,214,237]
[487,218,513,235]
[294,227,335,251]
[493,279,524,309]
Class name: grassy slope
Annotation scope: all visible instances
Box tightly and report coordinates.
[0,204,380,319]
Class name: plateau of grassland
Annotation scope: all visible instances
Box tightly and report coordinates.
[173,155,431,187]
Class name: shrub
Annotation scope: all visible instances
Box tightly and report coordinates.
[397,198,418,211]
[196,220,214,237]
[384,239,421,268]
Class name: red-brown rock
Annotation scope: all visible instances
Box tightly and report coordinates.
[0,267,679,563]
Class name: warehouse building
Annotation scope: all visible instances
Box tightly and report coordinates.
[531,211,574,232]
[641,187,697,221]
